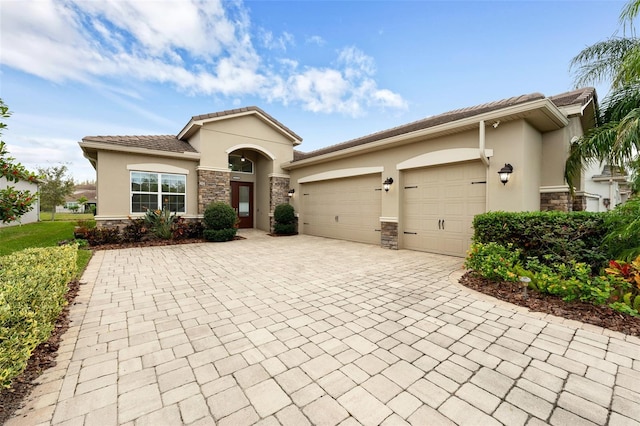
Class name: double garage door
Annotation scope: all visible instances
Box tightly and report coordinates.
[403,161,486,257]
[300,161,486,257]
[301,174,382,245]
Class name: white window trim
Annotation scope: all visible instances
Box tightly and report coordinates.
[130,171,187,214]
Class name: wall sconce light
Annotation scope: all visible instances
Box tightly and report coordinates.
[383,177,394,192]
[287,188,295,197]
[603,198,610,209]
[498,164,513,185]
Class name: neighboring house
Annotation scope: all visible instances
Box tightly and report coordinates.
[0,176,39,227]
[57,184,97,214]
[582,163,631,212]
[79,87,598,257]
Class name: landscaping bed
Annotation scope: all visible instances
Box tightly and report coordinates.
[460,271,640,337]
[0,279,80,424]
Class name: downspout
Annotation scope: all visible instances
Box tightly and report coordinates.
[479,120,490,211]
[479,120,489,166]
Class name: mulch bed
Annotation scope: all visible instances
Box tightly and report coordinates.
[90,235,245,251]
[459,271,640,337]
[0,279,81,424]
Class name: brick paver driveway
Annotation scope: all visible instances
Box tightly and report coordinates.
[9,230,640,425]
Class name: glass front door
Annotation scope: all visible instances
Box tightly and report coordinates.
[231,181,253,228]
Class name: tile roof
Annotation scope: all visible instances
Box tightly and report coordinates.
[293,92,546,161]
[549,87,596,108]
[292,88,597,162]
[82,135,198,154]
[189,106,303,142]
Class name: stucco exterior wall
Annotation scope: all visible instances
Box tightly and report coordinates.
[95,151,199,219]
[190,115,294,174]
[289,119,542,219]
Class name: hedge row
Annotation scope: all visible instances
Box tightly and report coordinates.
[472,211,610,271]
[0,245,77,388]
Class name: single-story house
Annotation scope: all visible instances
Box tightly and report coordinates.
[0,176,39,227]
[79,87,597,257]
[57,184,97,214]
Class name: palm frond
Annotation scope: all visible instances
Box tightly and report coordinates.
[565,123,620,192]
[620,0,640,26]
[601,84,640,122]
[570,38,640,87]
[614,107,640,164]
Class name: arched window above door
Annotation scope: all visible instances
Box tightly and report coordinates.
[228,154,253,173]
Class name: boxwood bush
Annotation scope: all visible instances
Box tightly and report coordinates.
[273,203,296,235]
[0,245,77,388]
[203,202,237,242]
[472,211,610,271]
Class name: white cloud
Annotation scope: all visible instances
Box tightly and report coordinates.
[0,0,406,117]
[306,35,326,46]
[260,29,295,51]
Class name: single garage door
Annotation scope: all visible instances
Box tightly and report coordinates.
[301,174,382,245]
[403,161,486,257]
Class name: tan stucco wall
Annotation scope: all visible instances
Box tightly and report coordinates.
[255,157,271,231]
[190,115,294,174]
[541,116,584,189]
[288,120,547,218]
[95,151,199,218]
[485,120,542,212]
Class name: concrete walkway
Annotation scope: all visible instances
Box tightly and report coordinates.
[8,230,640,425]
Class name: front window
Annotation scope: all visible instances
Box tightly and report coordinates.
[131,172,186,213]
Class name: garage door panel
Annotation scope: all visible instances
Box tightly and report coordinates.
[302,174,381,245]
[402,162,486,257]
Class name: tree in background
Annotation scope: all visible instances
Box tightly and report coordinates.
[76,195,88,213]
[0,99,39,223]
[566,0,640,194]
[38,165,74,221]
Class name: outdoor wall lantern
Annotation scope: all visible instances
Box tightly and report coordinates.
[287,188,295,197]
[498,163,513,185]
[603,198,611,209]
[383,177,394,192]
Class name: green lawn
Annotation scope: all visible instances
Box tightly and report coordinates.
[0,221,92,276]
[39,212,94,222]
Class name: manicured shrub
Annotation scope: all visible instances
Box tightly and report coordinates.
[472,211,610,271]
[274,203,295,224]
[204,202,237,230]
[0,245,77,388]
[203,202,237,242]
[203,228,237,242]
[273,203,296,235]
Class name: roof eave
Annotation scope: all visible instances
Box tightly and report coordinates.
[283,98,568,170]
[79,140,201,161]
[178,109,303,145]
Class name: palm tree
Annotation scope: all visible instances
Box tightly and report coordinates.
[566,0,640,193]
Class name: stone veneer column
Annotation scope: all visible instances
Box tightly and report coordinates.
[269,175,291,233]
[198,169,231,214]
[540,191,573,212]
[572,194,587,212]
[380,219,398,250]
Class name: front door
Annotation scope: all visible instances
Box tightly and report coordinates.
[231,181,253,228]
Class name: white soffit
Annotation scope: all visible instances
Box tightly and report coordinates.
[396,148,493,170]
[127,163,190,174]
[298,167,384,183]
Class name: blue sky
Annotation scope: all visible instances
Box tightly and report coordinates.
[0,0,626,182]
